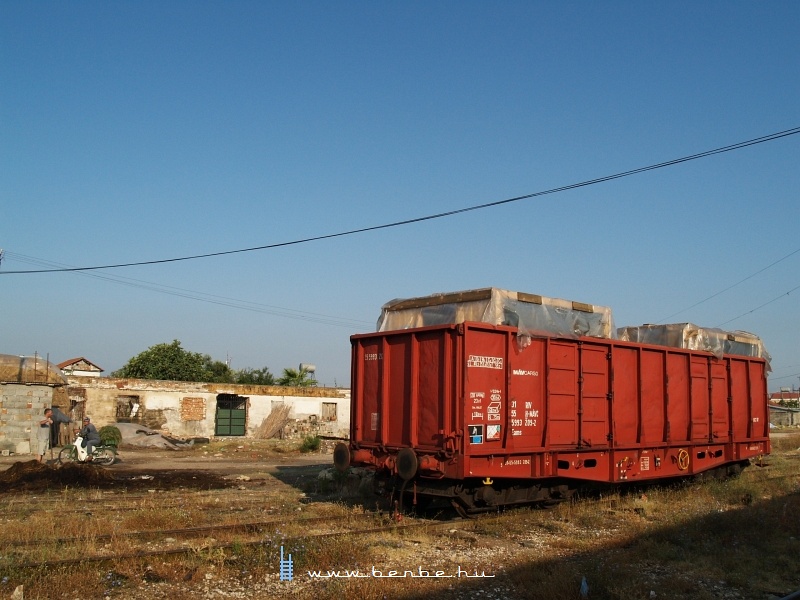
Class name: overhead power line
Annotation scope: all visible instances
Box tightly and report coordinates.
[771,372,800,383]
[657,247,800,323]
[3,251,373,329]
[716,282,800,327]
[2,125,799,275]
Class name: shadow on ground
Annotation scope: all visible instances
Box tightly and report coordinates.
[391,489,800,600]
[0,460,235,492]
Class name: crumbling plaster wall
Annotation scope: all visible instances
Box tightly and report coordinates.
[65,376,350,439]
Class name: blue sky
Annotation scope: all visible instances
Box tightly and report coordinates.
[2,2,798,391]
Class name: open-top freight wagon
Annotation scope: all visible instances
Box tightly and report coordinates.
[334,288,771,515]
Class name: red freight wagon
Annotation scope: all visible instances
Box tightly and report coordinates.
[335,319,770,514]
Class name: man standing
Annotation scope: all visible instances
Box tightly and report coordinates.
[37,408,53,463]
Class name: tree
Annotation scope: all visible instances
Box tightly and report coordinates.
[114,341,276,384]
[202,355,234,383]
[112,340,208,382]
[235,367,275,386]
[277,366,316,387]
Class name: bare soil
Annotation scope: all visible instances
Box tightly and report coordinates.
[0,443,332,494]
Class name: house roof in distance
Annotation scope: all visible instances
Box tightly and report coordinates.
[57,357,104,372]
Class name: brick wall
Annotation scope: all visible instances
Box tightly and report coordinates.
[181,397,206,421]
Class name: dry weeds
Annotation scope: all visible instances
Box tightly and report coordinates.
[1,434,798,599]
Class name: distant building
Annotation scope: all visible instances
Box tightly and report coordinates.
[769,391,800,405]
[769,405,800,427]
[769,390,800,427]
[63,375,350,440]
[58,357,103,378]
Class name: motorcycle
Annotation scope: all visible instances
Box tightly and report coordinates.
[58,434,117,466]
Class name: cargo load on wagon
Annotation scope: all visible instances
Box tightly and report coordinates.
[377,287,616,339]
[617,323,771,367]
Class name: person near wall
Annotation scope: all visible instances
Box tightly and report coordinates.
[37,408,53,463]
[49,406,72,449]
[79,417,101,461]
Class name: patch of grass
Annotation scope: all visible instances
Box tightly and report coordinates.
[300,435,321,453]
[119,504,197,531]
[189,438,301,456]
[769,431,800,452]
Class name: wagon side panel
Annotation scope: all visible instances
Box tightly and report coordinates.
[640,348,667,445]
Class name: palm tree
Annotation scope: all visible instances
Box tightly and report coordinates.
[277,366,316,387]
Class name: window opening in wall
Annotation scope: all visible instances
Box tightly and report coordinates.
[67,390,86,422]
[215,394,248,436]
[60,399,87,446]
[116,395,141,422]
[321,402,337,422]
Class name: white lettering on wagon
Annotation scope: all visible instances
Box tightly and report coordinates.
[467,355,503,369]
[512,369,539,376]
[487,389,502,421]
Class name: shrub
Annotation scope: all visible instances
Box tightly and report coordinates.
[300,435,321,453]
[99,425,122,447]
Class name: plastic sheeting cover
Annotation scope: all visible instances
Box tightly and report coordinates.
[376,288,616,339]
[0,354,68,385]
[617,323,771,369]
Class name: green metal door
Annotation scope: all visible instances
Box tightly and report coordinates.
[215,394,247,436]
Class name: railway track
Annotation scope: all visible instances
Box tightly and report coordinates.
[4,508,494,570]
[1,514,350,548]
[3,450,796,575]
[0,492,288,517]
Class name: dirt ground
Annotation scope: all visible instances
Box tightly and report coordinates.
[6,432,790,494]
[0,442,334,493]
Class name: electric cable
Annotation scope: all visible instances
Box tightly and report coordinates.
[715,282,800,327]
[770,372,800,384]
[657,247,800,323]
[2,125,798,275]
[2,251,372,329]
